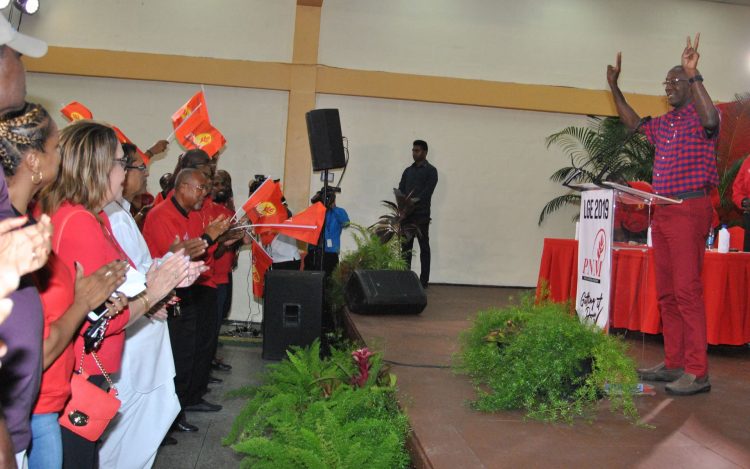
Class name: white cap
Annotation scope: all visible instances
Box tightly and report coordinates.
[0,15,47,58]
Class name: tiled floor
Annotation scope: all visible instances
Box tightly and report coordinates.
[153,341,265,469]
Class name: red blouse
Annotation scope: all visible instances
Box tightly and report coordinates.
[32,252,76,414]
[50,202,132,375]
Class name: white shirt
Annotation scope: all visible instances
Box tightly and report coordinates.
[103,199,174,392]
[104,199,152,273]
[269,233,301,263]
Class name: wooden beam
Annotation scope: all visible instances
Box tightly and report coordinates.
[24,46,669,118]
[316,66,669,117]
[283,3,323,210]
[24,46,291,91]
[297,0,323,6]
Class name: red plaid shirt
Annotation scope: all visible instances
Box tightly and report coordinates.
[642,103,719,196]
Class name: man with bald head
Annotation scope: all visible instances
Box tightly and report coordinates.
[607,34,719,396]
[143,168,230,432]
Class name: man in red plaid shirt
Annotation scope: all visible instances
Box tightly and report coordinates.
[607,34,719,396]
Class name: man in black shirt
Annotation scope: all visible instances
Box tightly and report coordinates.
[398,139,438,288]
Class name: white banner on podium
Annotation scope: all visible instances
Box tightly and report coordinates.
[575,189,615,330]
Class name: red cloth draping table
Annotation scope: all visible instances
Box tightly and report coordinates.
[537,238,750,345]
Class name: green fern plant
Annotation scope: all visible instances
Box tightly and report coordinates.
[225,340,410,468]
[454,296,640,423]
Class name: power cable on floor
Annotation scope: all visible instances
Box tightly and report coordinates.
[383,359,450,369]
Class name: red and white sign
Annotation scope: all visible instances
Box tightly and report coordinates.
[575,189,614,330]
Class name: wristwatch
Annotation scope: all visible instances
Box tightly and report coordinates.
[688,74,703,84]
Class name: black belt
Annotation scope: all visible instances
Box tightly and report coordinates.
[672,189,708,200]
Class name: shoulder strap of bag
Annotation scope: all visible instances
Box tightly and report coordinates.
[53,209,98,253]
[77,343,118,396]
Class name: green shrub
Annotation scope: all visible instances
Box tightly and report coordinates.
[454,297,639,423]
[225,340,411,469]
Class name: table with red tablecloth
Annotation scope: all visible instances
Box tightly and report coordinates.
[536,238,750,345]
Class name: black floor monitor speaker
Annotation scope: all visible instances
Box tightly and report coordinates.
[262,270,324,360]
[306,108,346,171]
[345,270,427,315]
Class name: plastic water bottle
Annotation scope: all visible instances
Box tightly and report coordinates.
[717,225,730,253]
[706,228,715,250]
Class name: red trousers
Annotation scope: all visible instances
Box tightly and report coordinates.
[651,195,713,377]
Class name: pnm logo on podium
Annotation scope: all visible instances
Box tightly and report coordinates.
[581,228,607,284]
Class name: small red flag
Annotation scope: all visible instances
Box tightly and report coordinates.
[251,238,273,298]
[171,91,208,129]
[241,180,288,227]
[60,102,93,122]
[174,112,226,158]
[111,126,150,165]
[273,202,327,245]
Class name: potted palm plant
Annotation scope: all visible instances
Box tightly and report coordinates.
[539,116,654,225]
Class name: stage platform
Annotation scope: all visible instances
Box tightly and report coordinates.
[344,285,750,469]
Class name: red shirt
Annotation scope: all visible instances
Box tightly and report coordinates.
[152,190,170,208]
[32,252,75,414]
[732,156,750,210]
[142,196,215,287]
[642,103,719,196]
[207,201,235,285]
[50,203,132,375]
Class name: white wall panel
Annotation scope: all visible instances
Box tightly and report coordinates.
[17,0,296,62]
[319,0,750,101]
[311,94,583,287]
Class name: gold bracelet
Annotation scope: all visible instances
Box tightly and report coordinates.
[140,292,151,313]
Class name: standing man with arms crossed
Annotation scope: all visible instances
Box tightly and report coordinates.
[398,139,438,289]
[607,34,719,395]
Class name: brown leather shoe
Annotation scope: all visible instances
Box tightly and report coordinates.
[637,362,683,382]
[665,373,711,395]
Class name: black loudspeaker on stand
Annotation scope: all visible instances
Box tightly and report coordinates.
[345,270,427,315]
[306,108,346,171]
[262,270,324,360]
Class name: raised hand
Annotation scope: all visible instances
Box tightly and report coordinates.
[177,260,207,288]
[73,260,128,312]
[169,235,207,260]
[104,292,129,318]
[145,249,190,302]
[682,33,700,73]
[0,214,52,278]
[204,214,231,241]
[147,139,169,156]
[606,52,622,87]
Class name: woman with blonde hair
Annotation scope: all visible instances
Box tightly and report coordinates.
[0,103,133,468]
[41,119,190,468]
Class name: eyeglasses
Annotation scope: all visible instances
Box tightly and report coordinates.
[662,78,688,87]
[182,182,209,193]
[114,157,129,170]
[126,163,147,171]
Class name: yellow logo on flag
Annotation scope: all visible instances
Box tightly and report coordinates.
[252,265,260,283]
[194,133,212,147]
[70,112,84,120]
[181,108,192,119]
[255,202,277,217]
